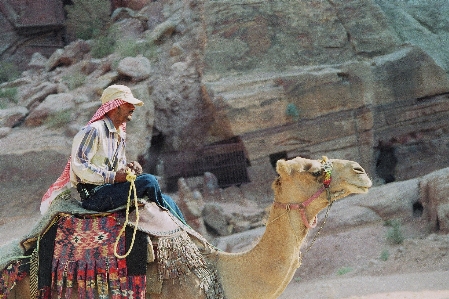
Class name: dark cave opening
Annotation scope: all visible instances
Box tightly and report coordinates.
[412,201,424,218]
[146,132,165,175]
[376,143,398,183]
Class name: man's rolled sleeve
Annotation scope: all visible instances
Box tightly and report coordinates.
[105,171,116,184]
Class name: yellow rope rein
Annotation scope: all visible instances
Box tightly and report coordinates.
[114,169,140,259]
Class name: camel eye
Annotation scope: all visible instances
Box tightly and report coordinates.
[311,170,322,177]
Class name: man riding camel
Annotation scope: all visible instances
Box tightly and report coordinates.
[41,84,185,223]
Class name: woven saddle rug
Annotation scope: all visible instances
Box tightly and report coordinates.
[0,257,29,298]
[44,212,147,299]
[0,196,224,299]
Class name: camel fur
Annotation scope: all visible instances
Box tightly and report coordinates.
[8,156,372,299]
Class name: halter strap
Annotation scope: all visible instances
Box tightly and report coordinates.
[273,186,326,228]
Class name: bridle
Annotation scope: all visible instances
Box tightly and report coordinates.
[271,157,334,263]
[273,157,333,229]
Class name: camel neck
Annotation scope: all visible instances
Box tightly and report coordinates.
[216,205,310,299]
[216,182,337,299]
[263,204,309,247]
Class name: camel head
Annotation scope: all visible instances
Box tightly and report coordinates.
[273,156,372,212]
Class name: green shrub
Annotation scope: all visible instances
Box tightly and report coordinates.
[45,110,73,128]
[0,87,18,102]
[385,219,404,245]
[0,62,20,83]
[285,103,300,121]
[117,39,143,57]
[380,249,390,261]
[91,34,116,58]
[115,39,157,60]
[336,266,353,275]
[65,0,111,40]
[62,72,86,90]
[116,38,141,57]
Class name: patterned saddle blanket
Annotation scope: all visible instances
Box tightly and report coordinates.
[0,197,223,299]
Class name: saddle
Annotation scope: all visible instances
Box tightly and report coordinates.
[0,195,223,299]
[128,201,183,237]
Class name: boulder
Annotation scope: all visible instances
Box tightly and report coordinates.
[111,18,146,39]
[202,196,266,236]
[347,179,420,221]
[46,40,91,72]
[18,82,59,109]
[213,227,265,252]
[176,177,209,237]
[0,127,11,138]
[145,19,177,43]
[0,127,71,156]
[127,0,151,11]
[117,56,152,81]
[28,52,48,70]
[371,46,449,105]
[177,178,204,219]
[202,202,231,236]
[25,93,75,127]
[112,0,151,12]
[0,106,28,128]
[420,168,449,233]
[203,172,220,199]
[123,83,155,161]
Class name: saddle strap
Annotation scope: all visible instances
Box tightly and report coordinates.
[30,247,39,298]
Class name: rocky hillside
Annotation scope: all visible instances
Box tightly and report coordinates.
[1,0,449,220]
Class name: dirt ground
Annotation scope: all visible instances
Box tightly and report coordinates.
[280,220,449,299]
[1,210,449,299]
[281,271,449,299]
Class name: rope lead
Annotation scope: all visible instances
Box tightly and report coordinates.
[114,169,139,259]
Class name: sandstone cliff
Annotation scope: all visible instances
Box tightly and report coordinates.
[1,0,449,219]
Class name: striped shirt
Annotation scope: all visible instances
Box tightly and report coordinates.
[70,116,127,186]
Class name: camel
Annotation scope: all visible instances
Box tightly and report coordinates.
[7,156,372,299]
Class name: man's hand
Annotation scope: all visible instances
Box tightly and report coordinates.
[114,168,128,183]
[115,161,142,183]
[127,161,142,175]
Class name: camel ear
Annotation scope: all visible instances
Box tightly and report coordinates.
[276,159,292,177]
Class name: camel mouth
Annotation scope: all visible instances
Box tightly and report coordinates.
[351,175,372,194]
[353,185,371,194]
[359,187,370,193]
[331,185,369,200]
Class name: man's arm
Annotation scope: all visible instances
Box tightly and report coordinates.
[71,126,116,184]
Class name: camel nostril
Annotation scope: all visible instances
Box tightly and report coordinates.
[353,167,365,174]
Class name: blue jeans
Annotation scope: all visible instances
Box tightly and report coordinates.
[81,174,185,223]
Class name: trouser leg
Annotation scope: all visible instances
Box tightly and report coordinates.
[81,182,130,211]
[133,174,185,222]
[81,174,185,222]
[160,194,185,223]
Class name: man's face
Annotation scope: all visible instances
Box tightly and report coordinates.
[117,103,136,123]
